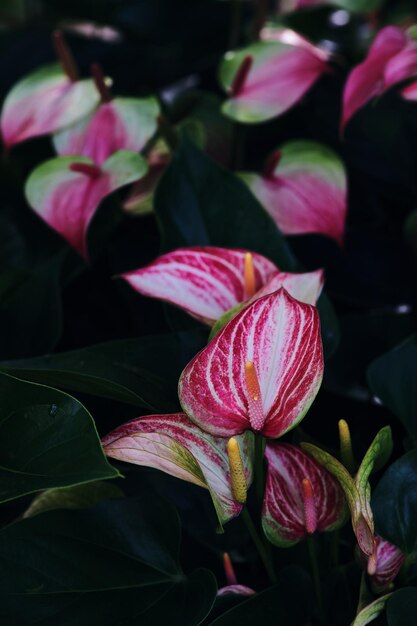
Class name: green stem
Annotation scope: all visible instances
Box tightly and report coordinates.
[307,534,325,624]
[242,507,277,584]
[254,434,265,507]
[330,529,339,567]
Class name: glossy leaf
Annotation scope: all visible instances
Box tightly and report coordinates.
[179,289,323,438]
[25,151,148,257]
[368,334,417,439]
[352,594,392,626]
[0,496,217,625]
[154,137,297,271]
[386,588,417,626]
[121,247,277,326]
[0,371,118,503]
[262,443,345,547]
[219,31,329,123]
[102,412,254,525]
[372,448,417,559]
[0,332,206,412]
[208,566,313,625]
[342,27,417,130]
[23,482,123,518]
[1,64,99,147]
[53,96,160,164]
[241,141,347,245]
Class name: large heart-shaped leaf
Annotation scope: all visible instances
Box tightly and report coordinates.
[154,138,297,271]
[0,496,217,625]
[386,588,417,626]
[372,448,417,561]
[0,371,118,503]
[0,331,206,412]
[368,334,417,439]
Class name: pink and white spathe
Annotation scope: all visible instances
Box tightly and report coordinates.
[53,65,159,164]
[25,151,147,258]
[241,141,347,246]
[102,412,254,525]
[1,65,99,148]
[219,29,329,123]
[262,443,346,547]
[358,536,405,593]
[342,26,417,130]
[179,288,324,438]
[121,246,324,326]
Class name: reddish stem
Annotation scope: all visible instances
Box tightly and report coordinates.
[70,162,101,179]
[91,63,113,103]
[52,30,78,82]
[263,150,282,179]
[230,55,253,97]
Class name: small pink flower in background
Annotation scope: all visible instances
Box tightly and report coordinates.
[25,151,148,258]
[217,553,255,597]
[53,64,160,164]
[241,141,347,246]
[121,246,324,326]
[357,536,405,593]
[102,412,254,525]
[262,443,346,547]
[1,31,100,148]
[179,288,323,438]
[219,29,329,123]
[342,26,417,130]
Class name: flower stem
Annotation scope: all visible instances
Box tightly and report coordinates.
[254,434,265,507]
[307,534,325,624]
[241,507,277,584]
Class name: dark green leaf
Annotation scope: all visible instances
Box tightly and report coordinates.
[368,335,417,439]
[0,371,118,503]
[387,588,417,626]
[0,256,63,359]
[208,566,312,625]
[0,496,217,625]
[155,138,297,271]
[23,481,124,518]
[0,331,206,412]
[372,449,417,559]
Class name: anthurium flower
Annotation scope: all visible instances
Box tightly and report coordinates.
[219,29,329,123]
[121,246,324,326]
[302,426,393,564]
[25,151,148,258]
[1,32,100,148]
[217,553,255,597]
[53,64,160,164]
[342,26,417,130]
[241,141,347,245]
[179,288,323,438]
[262,443,345,547]
[102,412,254,525]
[357,536,405,593]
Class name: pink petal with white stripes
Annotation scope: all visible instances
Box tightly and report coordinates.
[1,64,99,148]
[25,151,147,258]
[370,537,405,592]
[220,31,328,123]
[262,443,346,547]
[121,247,277,326]
[217,585,255,597]
[249,269,324,306]
[102,412,254,525]
[179,288,323,438]
[341,27,417,130]
[242,141,347,245]
[53,97,159,164]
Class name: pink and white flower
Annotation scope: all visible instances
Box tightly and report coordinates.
[262,443,346,546]
[179,288,323,438]
[342,26,417,130]
[121,246,324,326]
